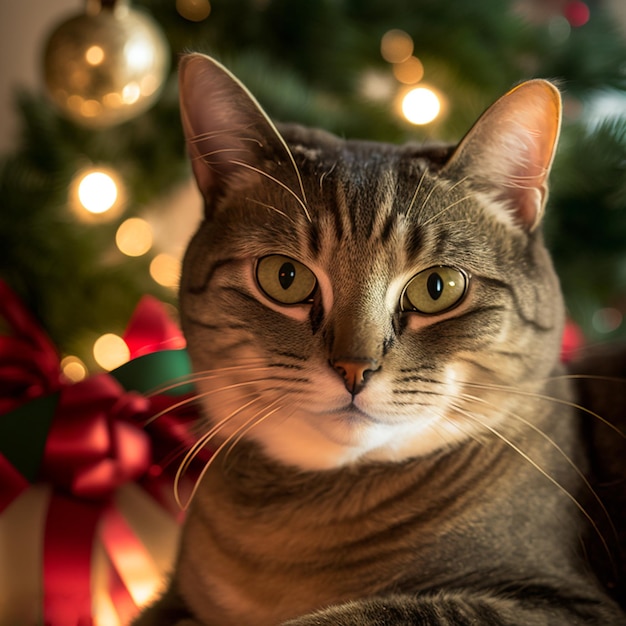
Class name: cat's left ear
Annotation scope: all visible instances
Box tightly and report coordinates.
[178,53,304,214]
[442,80,561,231]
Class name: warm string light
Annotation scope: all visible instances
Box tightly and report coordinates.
[70,163,183,293]
[150,253,181,288]
[93,333,130,371]
[380,29,414,64]
[71,167,124,220]
[116,217,153,257]
[176,0,212,22]
[401,87,441,125]
[379,29,443,125]
[60,355,88,382]
[392,56,424,85]
[79,172,118,214]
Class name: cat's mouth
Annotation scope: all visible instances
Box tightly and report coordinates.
[331,402,384,425]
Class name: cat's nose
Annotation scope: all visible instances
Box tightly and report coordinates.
[331,358,379,396]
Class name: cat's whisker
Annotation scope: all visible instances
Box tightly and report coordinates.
[462,380,626,439]
[420,192,475,227]
[245,197,295,222]
[175,391,261,476]
[430,405,484,448]
[221,397,293,469]
[173,392,268,507]
[146,361,271,397]
[445,174,471,195]
[449,401,614,572]
[417,178,442,216]
[549,373,626,386]
[177,397,285,510]
[458,391,619,543]
[420,174,469,216]
[319,162,337,190]
[404,168,427,219]
[228,159,312,223]
[144,375,271,427]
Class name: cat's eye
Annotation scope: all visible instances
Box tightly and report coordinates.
[401,267,468,314]
[256,255,317,305]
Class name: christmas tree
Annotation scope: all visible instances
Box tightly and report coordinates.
[1,0,625,375]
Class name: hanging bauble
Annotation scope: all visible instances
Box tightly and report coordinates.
[42,0,170,128]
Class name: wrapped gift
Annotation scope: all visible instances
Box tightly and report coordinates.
[0,282,206,626]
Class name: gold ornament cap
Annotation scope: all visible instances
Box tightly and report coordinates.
[43,0,170,128]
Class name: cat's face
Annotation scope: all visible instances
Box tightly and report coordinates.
[178,54,564,470]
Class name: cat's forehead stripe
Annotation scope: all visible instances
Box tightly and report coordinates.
[313,157,400,240]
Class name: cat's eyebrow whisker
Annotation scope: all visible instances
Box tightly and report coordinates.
[404,168,427,220]
[245,197,295,223]
[450,401,614,573]
[458,391,618,543]
[417,178,442,216]
[319,162,337,190]
[416,174,470,223]
[420,192,475,227]
[461,380,626,439]
[177,398,285,510]
[228,159,312,223]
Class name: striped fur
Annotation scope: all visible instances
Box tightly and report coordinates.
[134,55,625,625]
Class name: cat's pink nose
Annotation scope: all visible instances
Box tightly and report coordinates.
[332,359,379,396]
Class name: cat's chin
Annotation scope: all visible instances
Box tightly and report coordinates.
[246,407,470,471]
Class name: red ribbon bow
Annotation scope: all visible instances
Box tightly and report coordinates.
[0,282,194,625]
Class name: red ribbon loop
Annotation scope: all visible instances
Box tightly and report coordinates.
[42,374,152,501]
[0,282,61,414]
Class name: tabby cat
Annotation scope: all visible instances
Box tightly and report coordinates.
[135,53,626,625]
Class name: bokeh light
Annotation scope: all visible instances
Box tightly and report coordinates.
[592,307,623,334]
[176,0,212,21]
[115,217,153,257]
[380,29,414,64]
[401,87,441,125]
[85,45,105,66]
[60,355,88,382]
[93,333,130,371]
[564,1,590,27]
[150,253,181,288]
[77,170,119,215]
[393,56,425,85]
[548,16,571,42]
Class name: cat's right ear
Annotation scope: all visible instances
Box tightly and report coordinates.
[442,79,561,231]
[178,53,301,213]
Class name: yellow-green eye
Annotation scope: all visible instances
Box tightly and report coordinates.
[402,266,468,314]
[256,255,317,305]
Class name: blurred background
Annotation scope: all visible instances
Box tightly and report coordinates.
[1,0,625,377]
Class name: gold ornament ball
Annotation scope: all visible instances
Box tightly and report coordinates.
[43,1,170,128]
